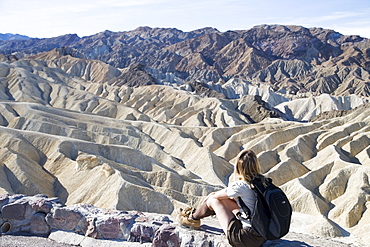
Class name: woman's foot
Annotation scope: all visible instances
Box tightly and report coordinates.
[176,207,201,230]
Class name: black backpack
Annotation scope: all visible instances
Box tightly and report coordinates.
[237,176,292,240]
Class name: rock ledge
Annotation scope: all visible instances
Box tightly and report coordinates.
[0,194,359,246]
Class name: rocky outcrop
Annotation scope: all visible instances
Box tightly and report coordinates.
[0,194,358,247]
[237,95,283,123]
[0,194,200,246]
[185,80,227,99]
[0,54,18,63]
[275,94,367,121]
[111,63,156,87]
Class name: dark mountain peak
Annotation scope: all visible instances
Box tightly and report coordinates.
[308,27,341,39]
[128,26,219,41]
[192,27,220,34]
[248,24,349,43]
[249,24,314,36]
[132,26,182,34]
[133,26,155,32]
[47,33,80,44]
[339,34,365,44]
[0,33,31,41]
[246,24,314,40]
[252,24,293,31]
[98,30,115,36]
[112,63,156,87]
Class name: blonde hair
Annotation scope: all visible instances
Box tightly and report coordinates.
[235,149,262,183]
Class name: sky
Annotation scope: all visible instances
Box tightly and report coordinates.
[0,0,369,39]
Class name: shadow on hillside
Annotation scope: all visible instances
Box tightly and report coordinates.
[53,178,69,204]
[263,239,312,246]
[3,164,24,193]
[200,224,315,246]
[200,224,224,235]
[200,224,313,246]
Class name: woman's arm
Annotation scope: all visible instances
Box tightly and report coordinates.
[212,189,230,200]
[203,189,233,203]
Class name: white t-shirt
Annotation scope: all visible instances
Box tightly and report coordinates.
[225,180,256,228]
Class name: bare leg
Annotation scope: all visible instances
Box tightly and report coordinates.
[206,196,239,235]
[192,200,216,220]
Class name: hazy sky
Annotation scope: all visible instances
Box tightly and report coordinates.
[0,0,369,38]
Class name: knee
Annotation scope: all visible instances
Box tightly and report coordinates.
[205,195,222,208]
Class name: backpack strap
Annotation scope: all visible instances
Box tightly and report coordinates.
[237,197,252,220]
[251,175,271,192]
[237,176,270,221]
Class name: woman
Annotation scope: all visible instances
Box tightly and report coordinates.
[177,149,267,247]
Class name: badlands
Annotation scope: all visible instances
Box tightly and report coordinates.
[0,25,370,246]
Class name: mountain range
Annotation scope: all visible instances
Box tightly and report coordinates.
[1,24,370,100]
[0,25,370,246]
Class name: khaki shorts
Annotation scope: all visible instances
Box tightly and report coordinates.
[227,217,266,247]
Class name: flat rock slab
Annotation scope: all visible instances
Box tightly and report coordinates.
[49,230,152,247]
[0,233,72,247]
